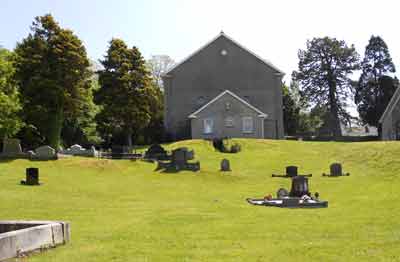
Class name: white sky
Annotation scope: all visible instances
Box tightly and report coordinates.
[3,0,400,116]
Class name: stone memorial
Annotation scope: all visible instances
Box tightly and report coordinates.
[156,147,200,172]
[60,144,98,157]
[220,159,231,171]
[289,176,310,197]
[31,145,57,160]
[21,168,40,185]
[144,144,169,160]
[247,175,328,208]
[272,165,312,178]
[322,163,350,177]
[0,138,26,158]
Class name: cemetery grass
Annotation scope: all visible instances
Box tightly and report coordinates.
[0,139,399,262]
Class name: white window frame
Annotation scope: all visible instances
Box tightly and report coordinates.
[225,117,234,127]
[203,118,214,134]
[242,117,254,133]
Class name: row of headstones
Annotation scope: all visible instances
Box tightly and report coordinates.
[0,139,57,160]
[272,164,349,177]
[59,144,98,157]
[0,138,97,160]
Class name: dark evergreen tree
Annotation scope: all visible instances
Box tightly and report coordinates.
[282,84,300,135]
[14,14,92,149]
[292,37,360,138]
[95,39,153,147]
[355,36,397,132]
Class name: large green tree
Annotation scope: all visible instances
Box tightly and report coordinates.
[0,48,23,139]
[355,36,397,131]
[95,39,153,147]
[14,14,92,149]
[292,37,360,138]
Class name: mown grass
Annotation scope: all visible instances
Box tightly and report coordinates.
[1,139,400,261]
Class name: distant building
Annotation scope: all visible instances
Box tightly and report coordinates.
[341,125,378,137]
[379,84,400,140]
[162,32,285,140]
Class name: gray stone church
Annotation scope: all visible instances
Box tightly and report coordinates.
[162,32,285,140]
[380,83,400,140]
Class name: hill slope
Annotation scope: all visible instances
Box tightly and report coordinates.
[0,139,399,261]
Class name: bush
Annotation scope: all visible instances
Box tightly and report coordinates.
[212,138,241,153]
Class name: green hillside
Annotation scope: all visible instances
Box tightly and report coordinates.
[0,139,399,261]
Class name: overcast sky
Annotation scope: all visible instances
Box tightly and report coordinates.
[2,0,400,115]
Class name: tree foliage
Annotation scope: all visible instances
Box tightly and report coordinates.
[282,83,300,135]
[0,48,23,139]
[355,35,397,129]
[95,39,154,147]
[14,14,92,149]
[292,37,360,137]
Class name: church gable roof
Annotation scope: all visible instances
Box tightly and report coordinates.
[379,84,400,123]
[164,32,285,77]
[188,90,267,119]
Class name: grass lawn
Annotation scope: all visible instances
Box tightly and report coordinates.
[1,139,400,261]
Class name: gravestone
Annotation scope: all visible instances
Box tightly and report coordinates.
[172,148,187,170]
[330,163,342,176]
[34,146,57,160]
[145,144,168,160]
[1,138,24,158]
[220,159,231,171]
[286,166,298,177]
[157,147,199,172]
[69,144,84,154]
[289,176,310,197]
[322,163,350,176]
[21,168,40,185]
[88,146,98,157]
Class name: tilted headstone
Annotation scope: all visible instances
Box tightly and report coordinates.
[1,138,24,158]
[220,159,231,171]
[88,146,98,157]
[34,145,57,160]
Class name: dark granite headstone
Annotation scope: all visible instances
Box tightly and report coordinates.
[220,159,231,171]
[21,168,39,185]
[322,163,350,176]
[330,163,342,176]
[286,166,298,177]
[289,176,309,197]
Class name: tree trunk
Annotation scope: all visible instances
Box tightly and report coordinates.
[328,78,342,139]
[48,107,64,151]
[126,128,133,151]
